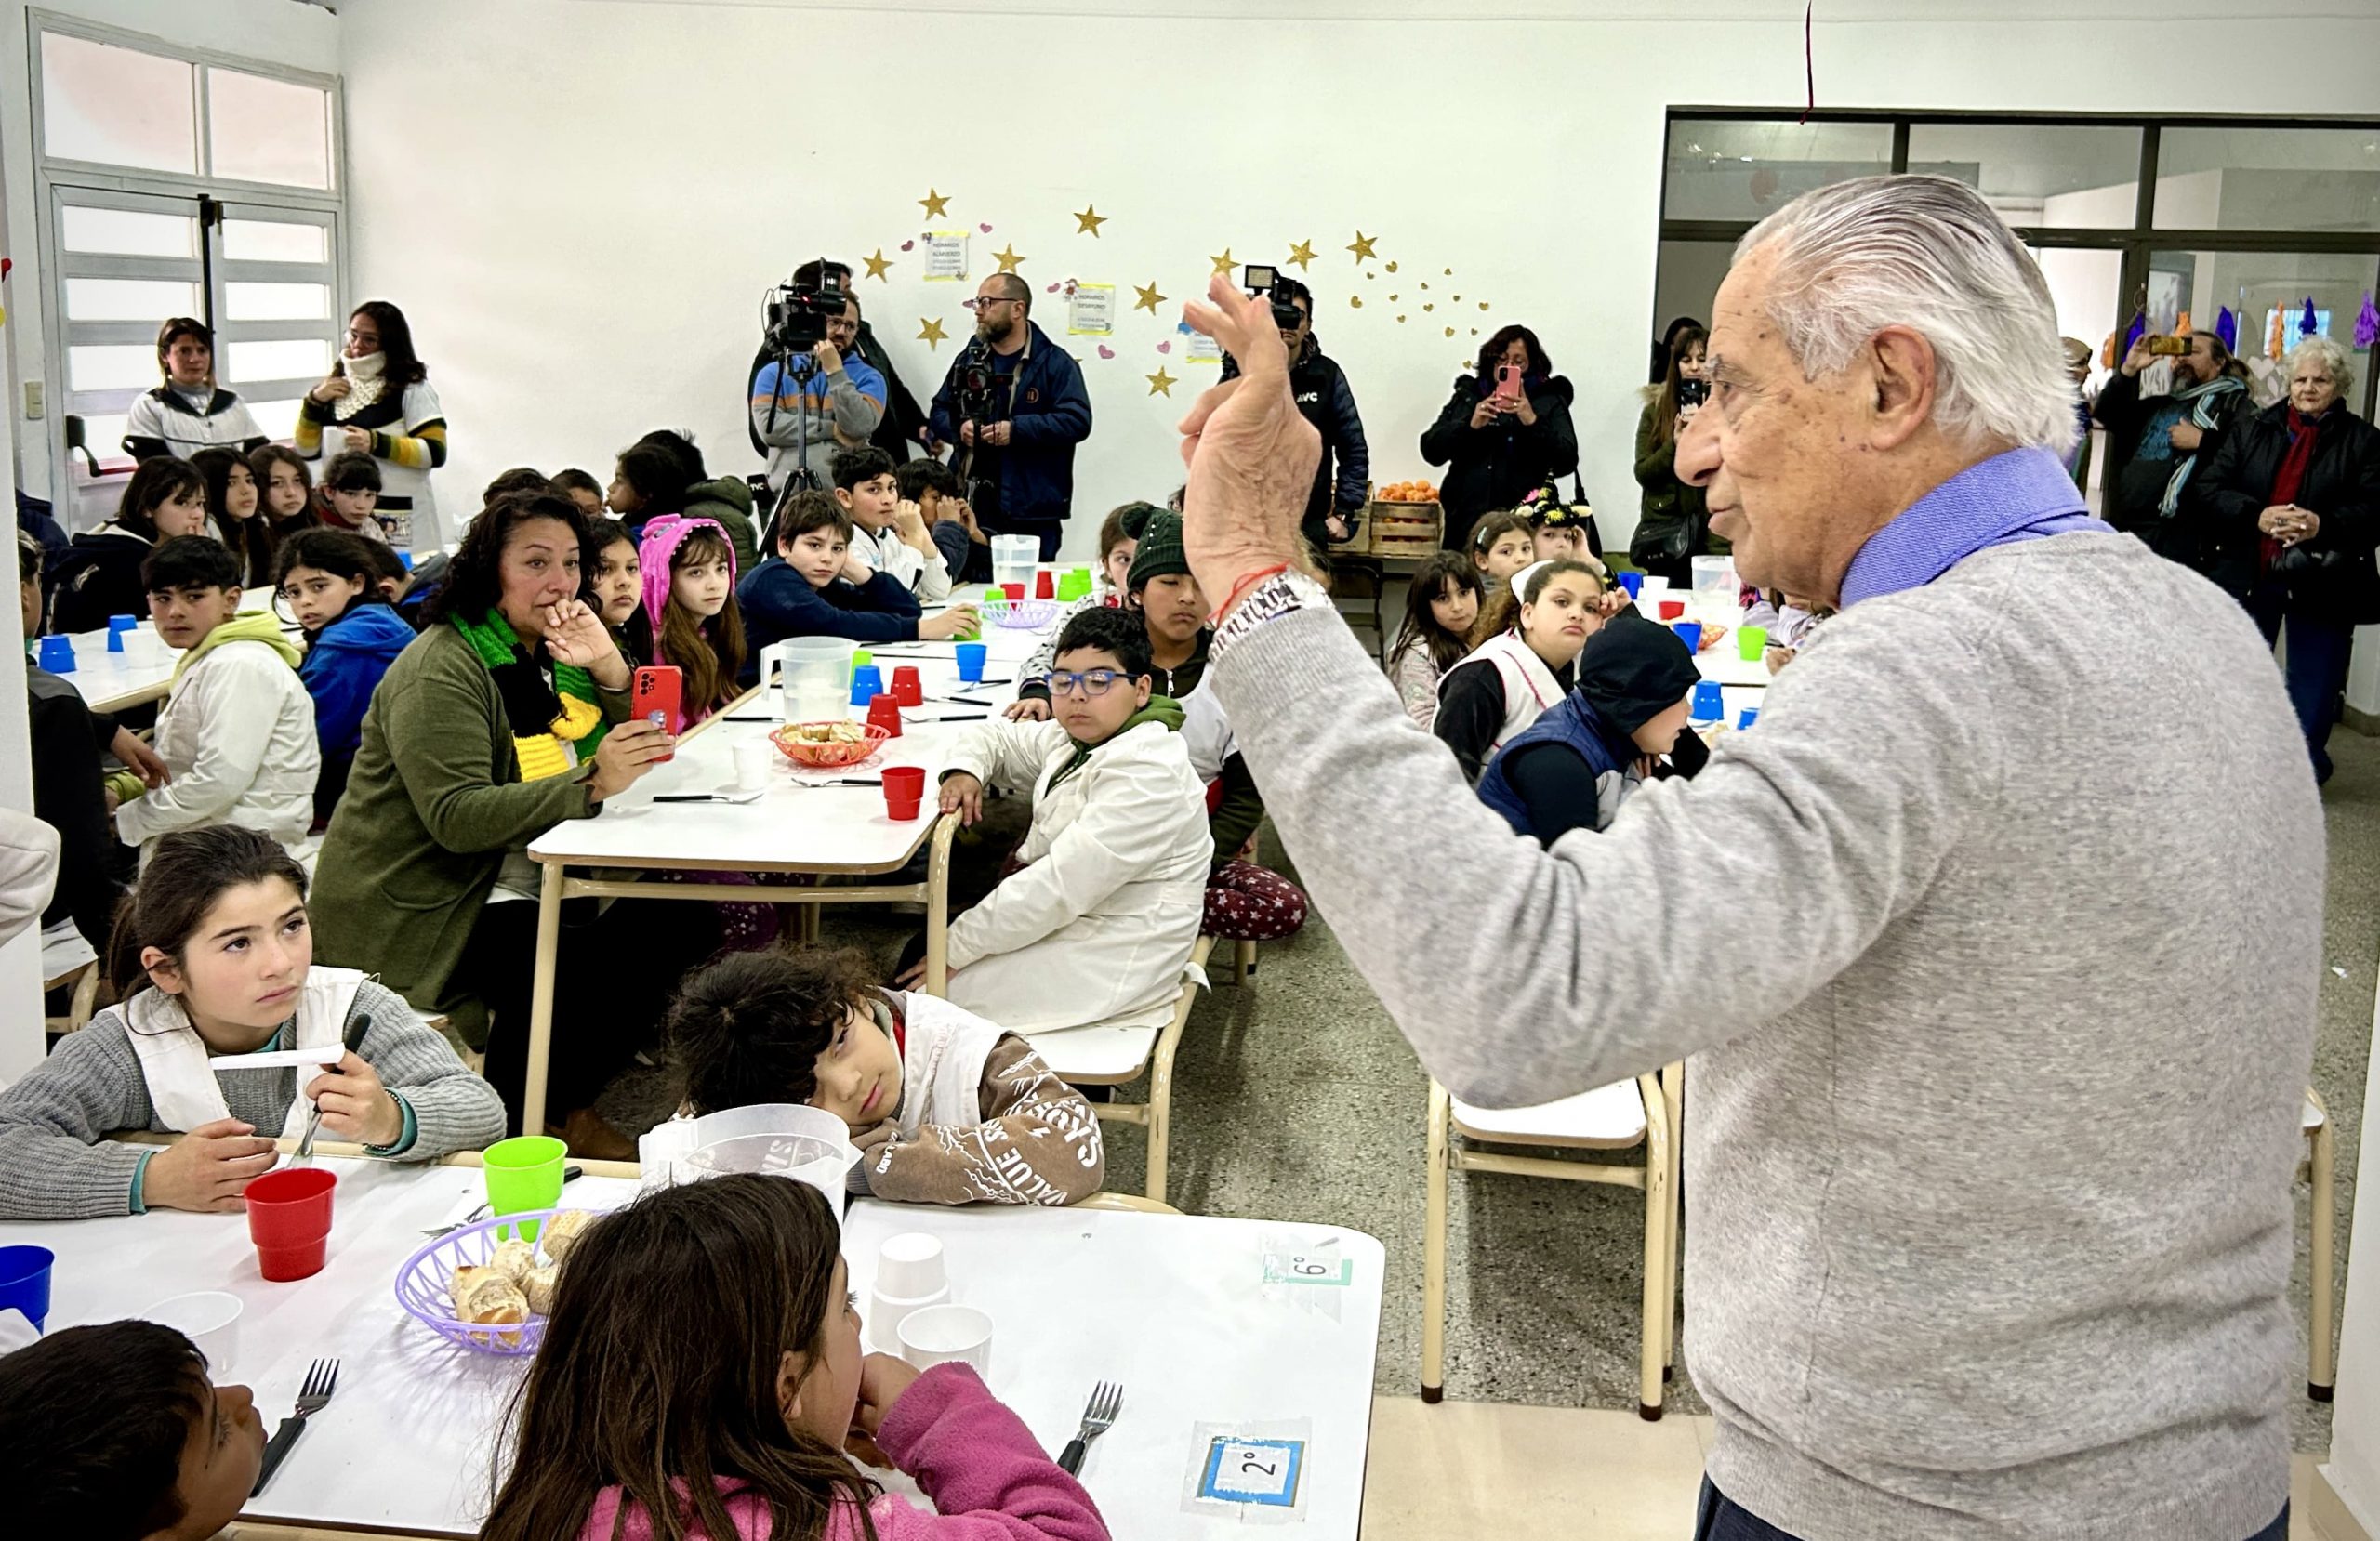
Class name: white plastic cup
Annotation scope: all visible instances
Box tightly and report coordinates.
[876,1232,947,1298]
[867,1281,951,1354]
[144,1290,243,1374]
[732,741,773,792]
[898,1303,992,1376]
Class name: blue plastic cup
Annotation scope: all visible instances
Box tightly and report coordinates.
[1737,708,1760,730]
[849,664,884,706]
[0,1245,55,1332]
[106,615,139,652]
[955,642,987,683]
[1618,571,1643,600]
[35,636,74,674]
[1691,680,1725,721]
[398,550,416,571]
[1673,621,1701,654]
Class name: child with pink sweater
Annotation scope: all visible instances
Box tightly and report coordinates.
[481,1174,1108,1541]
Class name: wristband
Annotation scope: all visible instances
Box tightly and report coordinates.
[1211,569,1331,660]
[1210,563,1289,626]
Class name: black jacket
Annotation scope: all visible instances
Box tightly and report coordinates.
[1223,336,1370,548]
[2190,400,2380,626]
[44,527,153,637]
[28,668,127,947]
[2092,370,2250,566]
[1420,374,1579,544]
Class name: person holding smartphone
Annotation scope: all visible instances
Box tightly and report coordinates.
[1421,324,1580,549]
[1632,323,1713,584]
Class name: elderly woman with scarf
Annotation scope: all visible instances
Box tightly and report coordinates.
[2191,334,2380,784]
[2094,329,2251,569]
[310,492,718,1156]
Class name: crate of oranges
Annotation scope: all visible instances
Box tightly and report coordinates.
[1365,480,1443,556]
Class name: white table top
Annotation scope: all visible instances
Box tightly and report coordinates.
[527,623,1050,875]
[0,1160,1382,1539]
[51,588,303,714]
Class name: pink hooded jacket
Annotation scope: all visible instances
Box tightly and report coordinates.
[575,1363,1108,1541]
[637,514,740,726]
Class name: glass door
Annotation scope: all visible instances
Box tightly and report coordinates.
[2140,248,2380,413]
[210,202,339,444]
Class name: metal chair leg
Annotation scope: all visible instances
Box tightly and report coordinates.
[2311,1105,2336,1401]
[1421,1082,1450,1403]
[1636,1072,1671,1421]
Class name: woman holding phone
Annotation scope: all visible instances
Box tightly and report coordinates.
[1633,323,1714,584]
[1421,324,1580,548]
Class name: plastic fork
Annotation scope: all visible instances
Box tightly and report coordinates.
[251,1357,339,1495]
[1057,1380,1122,1476]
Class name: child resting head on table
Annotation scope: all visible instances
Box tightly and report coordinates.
[906,605,1210,1037]
[0,1319,264,1541]
[0,823,505,1219]
[667,946,1104,1205]
[480,1174,1112,1541]
[1475,611,1710,846]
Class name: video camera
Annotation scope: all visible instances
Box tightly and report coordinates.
[766,265,849,352]
[953,340,1000,425]
[1242,264,1305,332]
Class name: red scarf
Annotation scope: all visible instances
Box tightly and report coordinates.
[2261,408,2325,574]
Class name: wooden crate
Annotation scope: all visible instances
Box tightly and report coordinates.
[1364,499,1442,557]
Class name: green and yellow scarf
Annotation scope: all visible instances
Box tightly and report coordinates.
[452,611,606,781]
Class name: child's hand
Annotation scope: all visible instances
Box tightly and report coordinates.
[853,1120,898,1161]
[1003,697,1051,722]
[143,1118,279,1214]
[893,499,931,539]
[1765,644,1794,675]
[847,1352,924,1468]
[340,426,373,454]
[949,498,984,541]
[919,605,979,641]
[939,772,984,826]
[111,727,170,788]
[842,549,876,586]
[1593,588,1633,618]
[303,1052,405,1147]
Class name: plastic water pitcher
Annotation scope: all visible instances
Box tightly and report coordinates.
[776,638,853,724]
[1690,554,1737,597]
[989,533,1039,592]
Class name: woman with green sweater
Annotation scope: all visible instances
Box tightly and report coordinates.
[1631,323,1717,585]
[310,491,715,1157]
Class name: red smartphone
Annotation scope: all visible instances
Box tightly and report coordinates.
[630,665,682,759]
[1495,362,1524,402]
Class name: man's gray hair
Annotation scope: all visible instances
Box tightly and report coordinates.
[1736,175,2079,457]
[2287,333,2357,402]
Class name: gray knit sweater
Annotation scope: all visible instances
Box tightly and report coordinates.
[0,978,506,1219]
[1210,531,2319,1541]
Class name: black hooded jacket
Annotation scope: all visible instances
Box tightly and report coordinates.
[1420,372,1580,544]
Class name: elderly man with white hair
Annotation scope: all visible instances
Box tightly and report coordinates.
[2194,330,2380,784]
[1175,174,2317,1541]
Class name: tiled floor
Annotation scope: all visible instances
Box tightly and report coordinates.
[1357,1398,2332,1541]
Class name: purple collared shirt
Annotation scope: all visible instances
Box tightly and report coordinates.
[1839,445,2111,608]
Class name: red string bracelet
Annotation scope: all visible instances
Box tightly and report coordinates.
[1210,562,1290,625]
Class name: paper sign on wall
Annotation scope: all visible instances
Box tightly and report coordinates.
[924,232,970,281]
[1067,283,1115,336]
[1185,331,1223,364]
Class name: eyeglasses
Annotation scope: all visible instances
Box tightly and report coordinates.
[963,296,1023,313]
[1044,669,1125,698]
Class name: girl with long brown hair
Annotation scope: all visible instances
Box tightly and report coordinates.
[639,517,748,725]
[480,1174,1109,1541]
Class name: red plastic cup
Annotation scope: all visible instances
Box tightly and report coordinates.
[1658,599,1685,621]
[1034,571,1054,599]
[883,764,926,821]
[891,665,924,707]
[866,693,904,739]
[1001,582,1025,603]
[245,1166,337,1282]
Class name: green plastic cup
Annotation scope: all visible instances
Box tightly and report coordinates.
[1069,565,1092,588]
[483,1135,566,1241]
[1738,625,1768,662]
[851,650,872,669]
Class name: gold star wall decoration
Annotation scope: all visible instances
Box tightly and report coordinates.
[1074,205,1107,236]
[919,188,951,218]
[918,317,948,349]
[863,248,892,281]
[993,244,1025,273]
[1146,366,1178,397]
[1287,239,1316,270]
[1133,282,1167,314]
[1346,230,1379,263]
[1210,248,1236,274]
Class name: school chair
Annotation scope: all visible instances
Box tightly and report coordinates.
[1421,1064,1681,1419]
[1328,556,1389,664]
[1026,935,1215,1208]
[41,918,101,1035]
[2306,1086,2336,1401]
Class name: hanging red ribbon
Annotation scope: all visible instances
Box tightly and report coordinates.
[1799,4,1815,125]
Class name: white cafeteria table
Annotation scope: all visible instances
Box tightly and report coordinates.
[51,587,305,714]
[0,1154,1383,1539]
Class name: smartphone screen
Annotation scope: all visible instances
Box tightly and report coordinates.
[630,665,683,761]
[1678,378,1710,410]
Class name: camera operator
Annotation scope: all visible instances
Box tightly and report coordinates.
[747,259,935,466]
[749,283,886,496]
[1221,274,1368,556]
[928,273,1093,562]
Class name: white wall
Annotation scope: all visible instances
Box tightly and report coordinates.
[336,0,2380,561]
[0,0,340,498]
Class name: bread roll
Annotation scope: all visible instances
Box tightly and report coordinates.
[522,1264,560,1316]
[542,1208,595,1262]
[490,1238,537,1282]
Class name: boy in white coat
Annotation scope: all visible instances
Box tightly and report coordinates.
[904,607,1210,1035]
[833,445,952,604]
[112,537,318,868]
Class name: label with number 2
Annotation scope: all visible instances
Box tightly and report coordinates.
[1199,1437,1304,1507]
